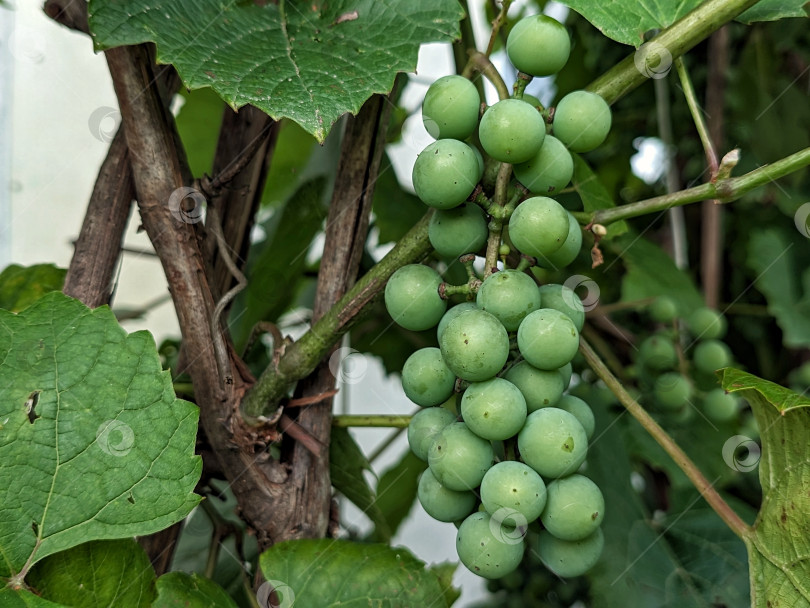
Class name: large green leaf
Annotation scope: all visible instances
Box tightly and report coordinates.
[372,153,426,244]
[0,264,66,313]
[153,572,238,608]
[370,449,426,541]
[0,589,65,607]
[88,0,464,142]
[738,0,810,22]
[27,539,155,607]
[572,155,628,238]
[258,539,458,607]
[174,88,225,178]
[718,368,810,607]
[0,293,201,581]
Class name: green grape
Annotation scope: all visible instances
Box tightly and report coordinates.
[412,139,480,209]
[498,569,525,591]
[650,296,678,323]
[536,283,585,331]
[559,362,573,389]
[552,90,612,153]
[401,347,456,407]
[508,197,570,259]
[418,468,478,522]
[440,309,510,381]
[384,264,447,331]
[407,407,457,461]
[479,99,546,163]
[480,461,547,524]
[703,388,740,422]
[535,212,582,270]
[521,93,542,108]
[535,528,604,578]
[518,408,588,478]
[437,302,478,343]
[654,372,693,410]
[517,309,580,371]
[422,75,481,140]
[456,511,525,579]
[476,270,542,331]
[506,14,570,76]
[461,378,527,440]
[429,204,488,259]
[555,395,595,439]
[692,339,732,373]
[687,307,727,340]
[428,421,494,491]
[513,136,573,195]
[638,334,678,372]
[504,361,565,412]
[540,475,604,541]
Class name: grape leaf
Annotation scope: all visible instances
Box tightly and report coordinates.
[718,368,810,607]
[372,153,426,244]
[0,292,201,581]
[0,589,65,607]
[88,0,464,142]
[174,88,225,178]
[369,449,426,542]
[153,572,238,608]
[572,154,628,238]
[738,0,810,23]
[0,264,66,313]
[258,539,458,607]
[27,539,155,607]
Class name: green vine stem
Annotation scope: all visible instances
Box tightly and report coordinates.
[485,0,513,57]
[462,52,511,100]
[675,57,719,173]
[332,415,412,428]
[579,338,751,540]
[573,146,810,226]
[483,162,513,277]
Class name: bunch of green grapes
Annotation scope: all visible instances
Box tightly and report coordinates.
[385,14,614,581]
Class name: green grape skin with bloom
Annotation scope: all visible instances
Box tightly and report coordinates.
[437,301,478,343]
[480,461,547,525]
[513,135,574,195]
[518,407,588,479]
[654,372,693,410]
[687,307,727,340]
[504,361,565,412]
[559,362,573,388]
[476,269,542,331]
[535,528,604,578]
[384,264,446,331]
[534,211,583,270]
[428,421,494,491]
[412,139,480,209]
[552,90,612,153]
[401,347,456,407]
[440,309,510,381]
[650,296,678,323]
[508,197,570,259]
[555,394,595,439]
[517,308,580,371]
[703,388,740,422]
[460,378,527,441]
[638,334,678,372]
[479,99,546,163]
[407,406,457,461]
[536,283,585,331]
[692,339,732,373]
[506,14,570,77]
[429,204,488,259]
[540,474,604,541]
[418,468,478,523]
[456,511,525,579]
[422,75,480,140]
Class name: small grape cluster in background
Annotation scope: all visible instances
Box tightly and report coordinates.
[383,13,615,581]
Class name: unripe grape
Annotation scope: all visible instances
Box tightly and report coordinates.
[650,296,678,323]
[479,99,545,163]
[509,197,570,259]
[384,264,446,331]
[422,75,480,140]
[513,135,574,195]
[703,388,740,422]
[440,309,510,382]
[552,91,612,153]
[407,407,457,461]
[461,378,527,440]
[504,361,565,412]
[481,461,547,525]
[654,372,693,410]
[692,339,732,373]
[518,408,588,478]
[638,334,678,372]
[540,475,604,541]
[555,394,595,439]
[428,422,494,491]
[687,307,727,340]
[476,269,542,331]
[535,211,583,270]
[535,528,604,578]
[506,15,570,77]
[429,204,488,259]
[559,362,573,388]
[437,302,478,343]
[517,309,580,371]
[401,347,456,407]
[456,511,525,579]
[418,468,477,522]
[412,139,480,209]
[536,283,585,331]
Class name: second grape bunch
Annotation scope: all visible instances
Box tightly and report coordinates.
[385,13,613,580]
